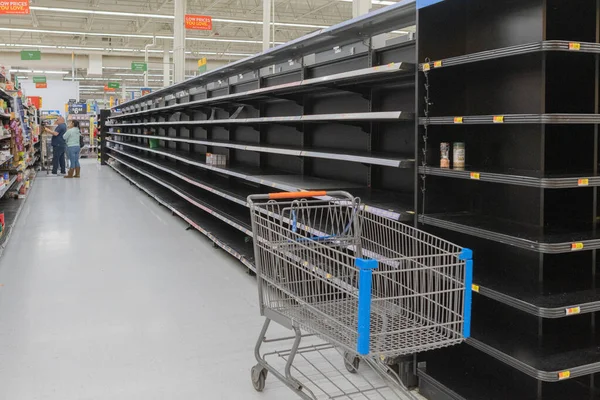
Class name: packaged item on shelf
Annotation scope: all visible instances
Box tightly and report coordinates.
[453,142,465,170]
[206,153,227,166]
[3,172,8,181]
[0,213,5,229]
[440,142,450,169]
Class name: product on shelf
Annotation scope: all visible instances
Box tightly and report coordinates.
[440,142,450,169]
[452,142,465,170]
[206,153,227,167]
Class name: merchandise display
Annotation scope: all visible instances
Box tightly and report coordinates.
[0,72,39,254]
[102,3,417,279]
[416,0,600,399]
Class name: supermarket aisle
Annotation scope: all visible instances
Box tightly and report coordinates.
[0,160,290,400]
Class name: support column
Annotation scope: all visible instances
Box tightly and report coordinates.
[352,0,371,17]
[173,0,186,83]
[262,0,271,51]
[163,41,170,88]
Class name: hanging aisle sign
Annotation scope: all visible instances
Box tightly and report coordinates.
[35,83,47,89]
[0,0,30,14]
[185,15,212,30]
[32,76,46,83]
[198,58,207,73]
[20,50,40,60]
[131,62,147,72]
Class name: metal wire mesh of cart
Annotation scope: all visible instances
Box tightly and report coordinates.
[247,190,473,399]
[248,191,472,357]
[359,211,471,356]
[257,331,414,400]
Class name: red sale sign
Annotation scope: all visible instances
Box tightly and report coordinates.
[0,0,30,14]
[185,15,212,30]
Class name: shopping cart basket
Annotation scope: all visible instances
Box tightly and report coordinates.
[248,191,473,399]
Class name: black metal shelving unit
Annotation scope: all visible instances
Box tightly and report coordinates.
[106,0,600,396]
[416,0,600,398]
[106,1,418,275]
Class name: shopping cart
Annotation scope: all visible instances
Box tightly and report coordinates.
[247,191,473,399]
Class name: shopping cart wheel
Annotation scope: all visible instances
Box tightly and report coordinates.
[344,352,360,373]
[251,365,267,392]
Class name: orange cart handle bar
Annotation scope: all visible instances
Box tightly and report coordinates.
[247,190,355,203]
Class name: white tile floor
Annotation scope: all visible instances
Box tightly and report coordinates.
[0,160,424,400]
[0,160,293,400]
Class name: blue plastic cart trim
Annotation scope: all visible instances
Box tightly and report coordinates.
[356,258,378,355]
[459,248,473,260]
[417,0,445,9]
[463,258,473,338]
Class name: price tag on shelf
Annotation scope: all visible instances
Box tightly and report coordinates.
[578,178,589,186]
[472,284,480,293]
[571,242,584,251]
[569,42,581,51]
[558,370,571,380]
[565,306,581,316]
[454,117,464,124]
[493,115,505,123]
[433,60,443,68]
[422,63,431,72]
[470,172,481,180]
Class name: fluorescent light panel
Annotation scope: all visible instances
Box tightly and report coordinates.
[0,43,250,57]
[0,27,282,45]
[10,69,69,74]
[29,6,328,29]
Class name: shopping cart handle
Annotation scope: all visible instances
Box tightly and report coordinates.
[268,191,328,199]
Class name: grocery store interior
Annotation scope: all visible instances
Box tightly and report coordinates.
[0,0,597,399]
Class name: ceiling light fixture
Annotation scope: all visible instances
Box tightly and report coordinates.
[29,6,328,29]
[0,27,282,45]
[0,43,251,57]
[9,69,70,74]
[337,0,397,5]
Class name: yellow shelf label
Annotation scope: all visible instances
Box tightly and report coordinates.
[422,63,431,72]
[566,306,581,316]
[433,60,443,68]
[493,115,505,123]
[454,117,464,124]
[472,284,480,293]
[571,242,584,251]
[578,178,589,186]
[569,42,581,51]
[470,172,481,180]
[558,370,571,380]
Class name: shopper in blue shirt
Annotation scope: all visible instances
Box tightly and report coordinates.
[44,116,67,176]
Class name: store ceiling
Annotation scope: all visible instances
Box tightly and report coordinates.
[1,0,395,58]
[0,0,408,98]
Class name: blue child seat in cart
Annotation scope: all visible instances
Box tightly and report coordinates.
[247,190,473,400]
